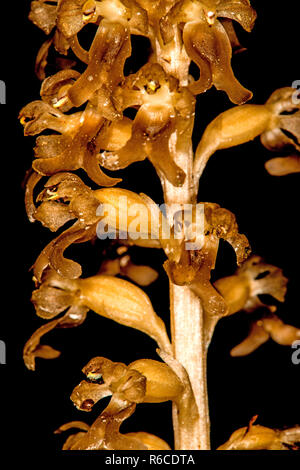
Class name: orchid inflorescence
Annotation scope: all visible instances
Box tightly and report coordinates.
[21,0,300,450]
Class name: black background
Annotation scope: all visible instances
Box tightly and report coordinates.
[1,0,299,455]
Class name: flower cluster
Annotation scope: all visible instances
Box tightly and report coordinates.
[22,0,299,451]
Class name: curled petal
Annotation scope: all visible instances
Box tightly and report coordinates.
[231,314,300,357]
[265,87,300,115]
[67,21,131,108]
[68,403,146,450]
[32,284,74,319]
[122,0,149,35]
[34,135,70,159]
[56,0,89,38]
[182,23,212,95]
[25,170,43,222]
[35,37,53,81]
[29,0,57,35]
[50,225,96,278]
[185,21,252,103]
[54,422,90,433]
[261,127,300,152]
[40,69,81,111]
[100,125,147,170]
[34,201,75,231]
[147,115,186,186]
[33,224,95,282]
[68,34,89,64]
[19,101,64,136]
[209,206,251,265]
[82,142,122,186]
[262,315,300,346]
[230,320,270,356]
[265,155,300,176]
[53,29,70,55]
[217,0,257,32]
[23,306,88,370]
[96,117,132,152]
[220,19,246,54]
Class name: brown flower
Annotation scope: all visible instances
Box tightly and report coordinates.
[19,102,121,186]
[218,416,300,450]
[214,255,288,315]
[54,356,183,449]
[99,63,196,186]
[165,202,251,319]
[160,0,256,102]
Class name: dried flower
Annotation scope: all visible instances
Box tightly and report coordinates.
[218,416,300,450]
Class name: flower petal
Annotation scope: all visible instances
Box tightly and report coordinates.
[29,0,57,35]
[67,21,131,108]
[265,155,300,176]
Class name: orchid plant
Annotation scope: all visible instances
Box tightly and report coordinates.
[21,0,300,450]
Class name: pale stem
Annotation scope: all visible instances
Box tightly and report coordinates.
[162,132,211,450]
